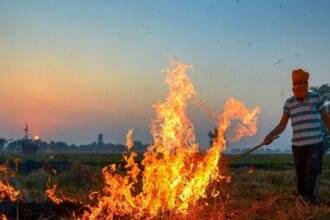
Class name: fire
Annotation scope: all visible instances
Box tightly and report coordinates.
[126,128,134,150]
[218,97,260,143]
[0,165,19,202]
[45,178,78,204]
[45,184,64,205]
[82,62,260,219]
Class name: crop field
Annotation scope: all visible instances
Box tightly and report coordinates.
[0,153,329,219]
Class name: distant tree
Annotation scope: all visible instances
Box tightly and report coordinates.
[49,141,68,152]
[0,138,6,151]
[38,141,49,152]
[310,84,330,97]
[68,144,78,151]
[7,139,23,152]
[132,141,148,153]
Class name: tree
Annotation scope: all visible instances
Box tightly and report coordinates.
[310,84,330,98]
[7,139,23,152]
[0,138,6,151]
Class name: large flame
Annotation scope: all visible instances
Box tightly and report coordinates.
[82,62,260,219]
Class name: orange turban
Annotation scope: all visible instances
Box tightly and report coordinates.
[292,69,309,83]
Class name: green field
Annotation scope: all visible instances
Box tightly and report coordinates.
[1,153,330,219]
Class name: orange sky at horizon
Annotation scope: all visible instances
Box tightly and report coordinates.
[0,57,163,142]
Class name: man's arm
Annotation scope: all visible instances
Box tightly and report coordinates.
[264,112,289,145]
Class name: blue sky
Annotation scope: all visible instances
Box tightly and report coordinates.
[0,0,329,149]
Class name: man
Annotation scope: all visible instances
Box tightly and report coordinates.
[264,69,329,203]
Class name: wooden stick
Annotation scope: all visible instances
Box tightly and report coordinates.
[228,135,280,161]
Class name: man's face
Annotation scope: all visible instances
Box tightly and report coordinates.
[292,80,308,99]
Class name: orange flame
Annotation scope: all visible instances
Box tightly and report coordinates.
[82,62,260,219]
[0,214,8,220]
[0,164,19,202]
[45,178,78,204]
[217,97,260,143]
[126,128,134,150]
[45,184,63,205]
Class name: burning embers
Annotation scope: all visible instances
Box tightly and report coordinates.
[0,165,19,203]
[81,62,260,219]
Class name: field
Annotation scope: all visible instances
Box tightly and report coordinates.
[1,153,330,219]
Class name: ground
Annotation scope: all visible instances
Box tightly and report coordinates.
[1,153,329,219]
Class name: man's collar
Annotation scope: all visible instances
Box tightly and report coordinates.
[294,92,311,103]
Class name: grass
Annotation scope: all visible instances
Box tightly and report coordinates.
[227,168,330,219]
[1,152,329,168]
[1,153,330,219]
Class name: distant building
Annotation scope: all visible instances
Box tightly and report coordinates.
[98,134,104,146]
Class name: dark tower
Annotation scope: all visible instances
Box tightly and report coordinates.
[21,123,39,154]
[98,134,104,146]
[23,123,29,140]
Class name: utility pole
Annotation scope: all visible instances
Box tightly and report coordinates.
[24,123,29,140]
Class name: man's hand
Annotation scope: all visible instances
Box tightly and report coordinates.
[263,112,289,145]
[263,134,275,145]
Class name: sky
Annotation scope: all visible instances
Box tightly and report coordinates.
[0,0,329,149]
